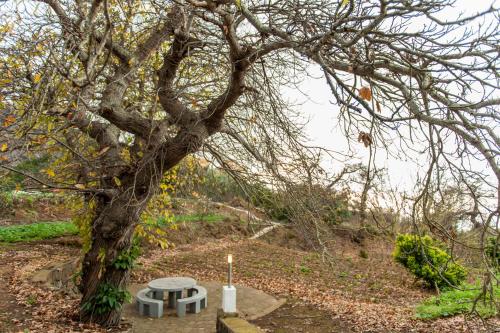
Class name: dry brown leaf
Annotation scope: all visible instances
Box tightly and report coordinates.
[358,131,373,147]
[359,86,372,101]
[97,146,110,156]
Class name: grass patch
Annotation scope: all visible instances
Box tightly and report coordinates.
[299,265,312,274]
[173,213,225,224]
[416,281,499,319]
[0,221,78,243]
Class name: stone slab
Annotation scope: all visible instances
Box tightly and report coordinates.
[220,317,265,333]
[123,281,285,333]
[148,277,196,292]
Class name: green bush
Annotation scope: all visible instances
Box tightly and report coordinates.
[321,198,351,225]
[485,237,499,269]
[393,234,467,289]
[250,184,351,224]
[181,167,246,203]
[249,185,291,221]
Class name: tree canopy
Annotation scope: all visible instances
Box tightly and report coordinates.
[0,0,498,327]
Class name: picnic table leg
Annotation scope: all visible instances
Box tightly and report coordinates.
[168,291,182,308]
[152,290,164,300]
[168,291,176,308]
[175,290,182,305]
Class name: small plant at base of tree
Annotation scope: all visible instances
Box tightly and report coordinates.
[81,283,131,317]
[393,234,467,290]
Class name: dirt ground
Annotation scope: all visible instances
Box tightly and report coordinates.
[0,201,498,333]
[252,298,354,333]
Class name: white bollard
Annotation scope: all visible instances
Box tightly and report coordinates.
[222,285,237,313]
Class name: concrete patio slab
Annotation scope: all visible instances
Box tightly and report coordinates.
[123,281,286,333]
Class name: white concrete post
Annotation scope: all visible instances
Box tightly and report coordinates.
[222,254,237,313]
[222,285,237,313]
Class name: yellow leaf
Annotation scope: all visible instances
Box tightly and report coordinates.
[3,115,15,127]
[341,0,350,7]
[45,169,55,177]
[158,240,168,249]
[75,183,86,189]
[113,176,122,187]
[33,73,41,83]
[0,143,7,152]
[0,24,13,34]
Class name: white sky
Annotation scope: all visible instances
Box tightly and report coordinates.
[0,0,496,196]
[292,0,499,192]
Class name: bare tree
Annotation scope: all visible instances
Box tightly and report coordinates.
[0,0,498,326]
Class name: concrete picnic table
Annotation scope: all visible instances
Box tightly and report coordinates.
[148,277,197,308]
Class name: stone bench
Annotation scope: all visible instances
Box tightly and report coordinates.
[136,288,163,318]
[176,285,207,317]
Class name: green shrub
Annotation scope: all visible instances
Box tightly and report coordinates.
[416,279,499,319]
[321,199,351,225]
[184,167,246,203]
[393,234,467,289]
[81,283,131,315]
[249,185,291,221]
[0,221,78,242]
[250,184,351,224]
[485,237,499,269]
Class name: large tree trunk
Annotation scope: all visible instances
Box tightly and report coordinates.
[77,117,208,326]
[79,190,148,326]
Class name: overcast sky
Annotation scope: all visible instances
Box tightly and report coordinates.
[292,0,499,192]
[0,0,497,195]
